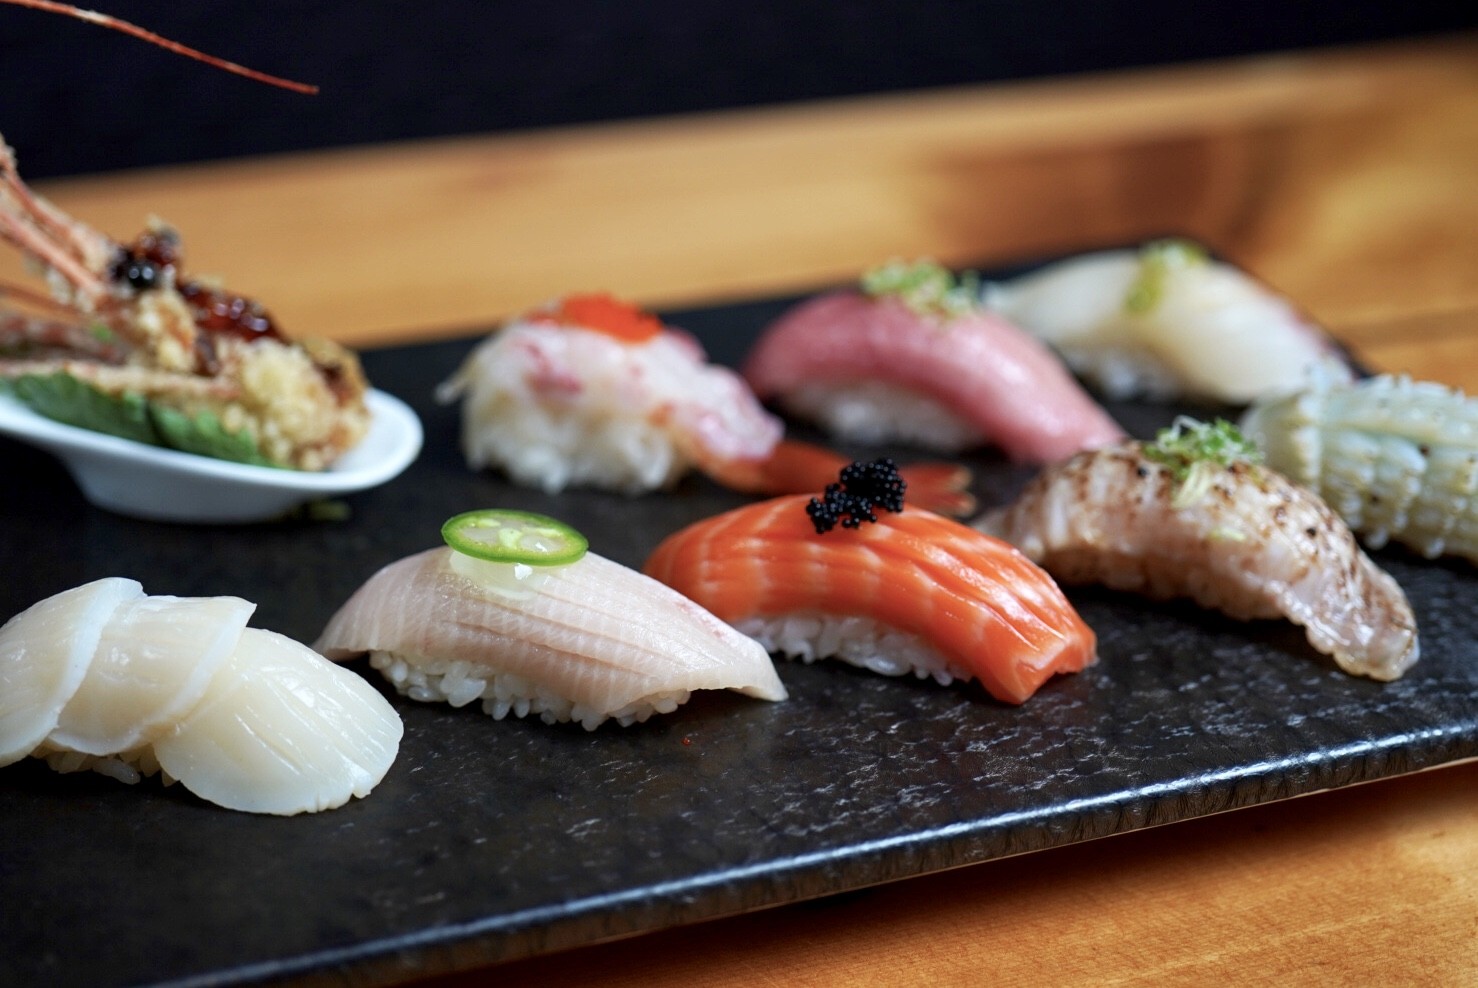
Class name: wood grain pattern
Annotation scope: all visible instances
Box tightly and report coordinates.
[2,33,1475,988]
[4,36,1476,375]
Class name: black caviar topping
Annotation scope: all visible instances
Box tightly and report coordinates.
[806,458,906,534]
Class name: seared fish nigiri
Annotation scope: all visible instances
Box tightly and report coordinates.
[975,420,1419,681]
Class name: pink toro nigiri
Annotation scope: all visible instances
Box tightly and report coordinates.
[643,460,1097,704]
[315,510,787,730]
[742,261,1125,463]
[975,419,1419,681]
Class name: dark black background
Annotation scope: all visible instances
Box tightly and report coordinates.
[3,1,1473,179]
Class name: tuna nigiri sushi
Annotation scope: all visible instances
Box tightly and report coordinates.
[314,509,787,730]
[983,240,1354,404]
[642,460,1097,704]
[975,419,1419,681]
[0,578,402,815]
[741,260,1125,463]
[437,292,973,515]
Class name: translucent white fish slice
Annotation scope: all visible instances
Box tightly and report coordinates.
[315,547,787,730]
[47,594,255,756]
[0,577,142,766]
[152,628,402,815]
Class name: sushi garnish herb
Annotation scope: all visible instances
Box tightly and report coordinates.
[1124,239,1208,315]
[441,509,589,567]
[1143,416,1262,508]
[532,293,664,344]
[806,458,907,533]
[860,259,981,320]
[1,372,282,467]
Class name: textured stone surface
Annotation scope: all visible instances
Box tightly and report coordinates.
[0,296,1474,987]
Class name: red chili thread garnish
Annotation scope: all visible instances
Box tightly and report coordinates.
[533,293,664,344]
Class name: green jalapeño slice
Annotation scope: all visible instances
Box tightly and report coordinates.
[441,509,589,567]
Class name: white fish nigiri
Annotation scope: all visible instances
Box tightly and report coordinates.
[154,629,402,816]
[315,535,788,730]
[1241,373,1478,564]
[984,241,1354,403]
[976,420,1419,681]
[0,579,402,814]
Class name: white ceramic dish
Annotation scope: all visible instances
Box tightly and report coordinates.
[0,389,423,523]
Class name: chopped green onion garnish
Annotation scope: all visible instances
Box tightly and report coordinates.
[1124,239,1208,315]
[861,258,981,319]
[441,509,588,567]
[1143,417,1262,509]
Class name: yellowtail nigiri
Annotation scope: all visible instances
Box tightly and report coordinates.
[314,509,787,730]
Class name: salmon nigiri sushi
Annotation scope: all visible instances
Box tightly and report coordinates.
[642,460,1097,704]
[742,260,1125,463]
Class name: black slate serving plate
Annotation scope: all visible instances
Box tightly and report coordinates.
[1,281,1475,988]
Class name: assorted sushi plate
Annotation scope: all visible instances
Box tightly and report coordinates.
[2,241,1477,988]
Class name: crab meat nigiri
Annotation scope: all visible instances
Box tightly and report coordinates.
[975,420,1419,681]
[0,579,402,814]
[983,240,1354,404]
[741,260,1125,463]
[436,293,974,515]
[642,460,1097,704]
[314,510,787,730]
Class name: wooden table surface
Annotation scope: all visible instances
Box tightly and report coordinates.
[7,33,1476,987]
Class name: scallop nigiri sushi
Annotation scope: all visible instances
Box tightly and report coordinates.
[983,240,1354,404]
[642,460,1097,704]
[975,419,1419,681]
[0,578,402,815]
[437,292,973,515]
[741,260,1125,462]
[314,509,787,730]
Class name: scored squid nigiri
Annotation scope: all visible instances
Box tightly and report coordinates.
[1240,373,1478,564]
[741,260,1125,463]
[314,513,788,730]
[0,579,402,814]
[975,420,1419,681]
[642,460,1097,704]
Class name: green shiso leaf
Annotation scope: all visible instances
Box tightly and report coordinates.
[2,371,286,468]
[860,259,981,319]
[149,403,281,467]
[1143,416,1262,509]
[4,372,159,444]
[1124,238,1209,315]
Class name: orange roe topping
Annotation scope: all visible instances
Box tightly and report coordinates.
[534,292,664,343]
